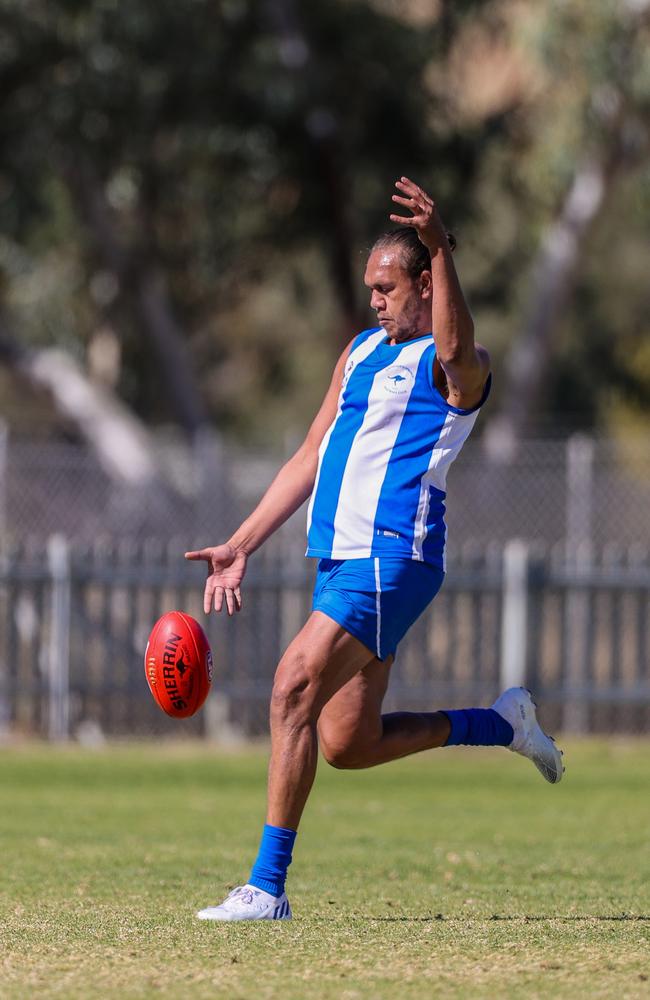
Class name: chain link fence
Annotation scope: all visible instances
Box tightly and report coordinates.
[0,430,649,739]
[3,431,649,549]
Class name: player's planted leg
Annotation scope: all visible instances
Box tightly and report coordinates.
[196,613,377,922]
[197,885,292,922]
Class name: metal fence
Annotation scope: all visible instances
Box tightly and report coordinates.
[1,430,648,738]
[1,533,649,740]
[2,431,650,549]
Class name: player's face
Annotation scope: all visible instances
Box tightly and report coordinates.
[364,249,430,343]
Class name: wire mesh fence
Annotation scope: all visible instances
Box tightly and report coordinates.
[0,431,648,739]
[1,533,649,740]
[2,432,649,548]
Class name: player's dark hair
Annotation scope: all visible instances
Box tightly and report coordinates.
[371,227,457,280]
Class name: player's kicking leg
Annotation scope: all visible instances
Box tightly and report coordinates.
[318,664,564,784]
[314,555,563,782]
[490,686,564,784]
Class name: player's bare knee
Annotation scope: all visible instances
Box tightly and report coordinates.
[270,653,320,729]
[320,736,366,770]
[270,678,314,729]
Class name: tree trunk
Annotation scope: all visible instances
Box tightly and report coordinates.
[484,146,622,462]
[0,318,159,486]
[61,156,208,437]
[263,0,365,348]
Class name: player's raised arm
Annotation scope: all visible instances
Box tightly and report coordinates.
[185,341,352,615]
[390,176,489,408]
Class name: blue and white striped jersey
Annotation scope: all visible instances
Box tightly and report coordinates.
[306,327,490,570]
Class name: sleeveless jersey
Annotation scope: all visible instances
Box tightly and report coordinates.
[306,327,490,570]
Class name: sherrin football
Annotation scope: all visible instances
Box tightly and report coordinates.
[144,611,213,718]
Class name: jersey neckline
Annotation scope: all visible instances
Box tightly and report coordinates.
[356,329,434,369]
[375,329,433,348]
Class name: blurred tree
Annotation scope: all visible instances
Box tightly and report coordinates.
[0,312,160,484]
[0,0,647,451]
[440,0,650,455]
[0,0,488,444]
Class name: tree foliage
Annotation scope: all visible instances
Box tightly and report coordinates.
[0,0,648,445]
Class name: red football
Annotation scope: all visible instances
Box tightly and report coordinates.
[144,611,213,718]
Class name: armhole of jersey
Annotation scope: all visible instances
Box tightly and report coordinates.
[428,351,492,415]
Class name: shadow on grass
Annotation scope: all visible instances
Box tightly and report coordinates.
[363,914,650,923]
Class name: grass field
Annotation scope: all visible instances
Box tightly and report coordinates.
[1,741,649,1000]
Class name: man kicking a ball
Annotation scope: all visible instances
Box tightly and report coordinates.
[186,177,564,921]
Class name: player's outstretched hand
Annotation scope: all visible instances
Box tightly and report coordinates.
[184,543,247,616]
[389,176,446,251]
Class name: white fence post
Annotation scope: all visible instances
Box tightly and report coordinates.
[500,540,529,691]
[47,534,71,742]
[562,541,592,734]
[0,427,8,734]
[566,434,594,551]
[0,420,7,541]
[563,435,594,733]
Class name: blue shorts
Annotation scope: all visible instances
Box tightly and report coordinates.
[311,557,445,661]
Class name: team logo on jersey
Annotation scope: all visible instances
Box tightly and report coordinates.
[341,359,355,391]
[382,365,414,395]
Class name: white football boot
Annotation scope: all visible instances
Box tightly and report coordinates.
[197,884,292,921]
[492,687,565,784]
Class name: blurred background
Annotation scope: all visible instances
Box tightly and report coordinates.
[0,0,648,741]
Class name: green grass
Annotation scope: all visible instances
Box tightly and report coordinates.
[1,741,649,1000]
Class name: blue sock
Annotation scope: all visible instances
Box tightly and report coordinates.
[443,708,514,747]
[249,824,297,897]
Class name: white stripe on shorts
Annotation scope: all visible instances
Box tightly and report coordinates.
[374,557,382,659]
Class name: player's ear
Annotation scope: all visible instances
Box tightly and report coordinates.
[419,270,433,299]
